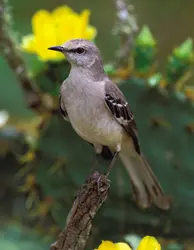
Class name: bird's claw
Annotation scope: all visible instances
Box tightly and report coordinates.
[92,171,110,195]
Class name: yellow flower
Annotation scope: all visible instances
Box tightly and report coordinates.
[96,241,131,250]
[96,236,161,250]
[137,236,161,250]
[21,5,97,61]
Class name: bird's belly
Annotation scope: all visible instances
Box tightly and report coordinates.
[68,103,123,148]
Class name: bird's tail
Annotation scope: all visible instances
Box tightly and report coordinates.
[119,147,170,210]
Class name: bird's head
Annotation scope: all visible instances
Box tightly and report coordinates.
[48,39,102,68]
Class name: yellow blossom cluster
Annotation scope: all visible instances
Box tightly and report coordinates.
[96,236,161,250]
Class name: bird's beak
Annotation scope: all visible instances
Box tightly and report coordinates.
[48,46,64,52]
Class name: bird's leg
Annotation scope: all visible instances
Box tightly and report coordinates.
[91,153,105,194]
[90,144,103,172]
[105,151,119,177]
[91,153,100,172]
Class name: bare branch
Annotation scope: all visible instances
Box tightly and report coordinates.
[0,0,44,112]
[50,171,110,250]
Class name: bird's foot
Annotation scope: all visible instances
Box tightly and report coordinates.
[92,172,110,195]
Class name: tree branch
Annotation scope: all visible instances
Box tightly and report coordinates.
[50,171,110,250]
[0,0,44,112]
[114,0,138,66]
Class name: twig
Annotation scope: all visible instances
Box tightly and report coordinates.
[50,171,110,250]
[114,0,138,66]
[0,0,44,112]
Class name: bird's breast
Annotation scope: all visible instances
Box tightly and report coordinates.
[61,81,123,147]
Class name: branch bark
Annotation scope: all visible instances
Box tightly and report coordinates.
[50,171,110,250]
[0,0,45,112]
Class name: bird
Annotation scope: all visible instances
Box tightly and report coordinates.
[48,39,170,210]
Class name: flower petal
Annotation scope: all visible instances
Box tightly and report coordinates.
[36,43,64,61]
[85,26,97,40]
[32,10,56,45]
[31,9,62,61]
[32,10,52,36]
[21,34,36,52]
[96,241,117,250]
[79,10,90,36]
[137,236,161,250]
[55,13,77,44]
[51,5,75,20]
[115,242,132,250]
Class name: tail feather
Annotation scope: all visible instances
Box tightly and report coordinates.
[119,150,170,210]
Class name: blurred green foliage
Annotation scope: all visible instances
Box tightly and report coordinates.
[0,223,50,250]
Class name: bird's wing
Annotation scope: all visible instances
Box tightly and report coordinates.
[59,95,69,121]
[104,80,141,154]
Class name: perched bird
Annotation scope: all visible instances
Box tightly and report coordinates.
[48,39,170,210]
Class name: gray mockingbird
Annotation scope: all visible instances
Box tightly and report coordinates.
[48,39,170,210]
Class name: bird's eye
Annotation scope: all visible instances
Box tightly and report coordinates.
[75,47,85,54]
